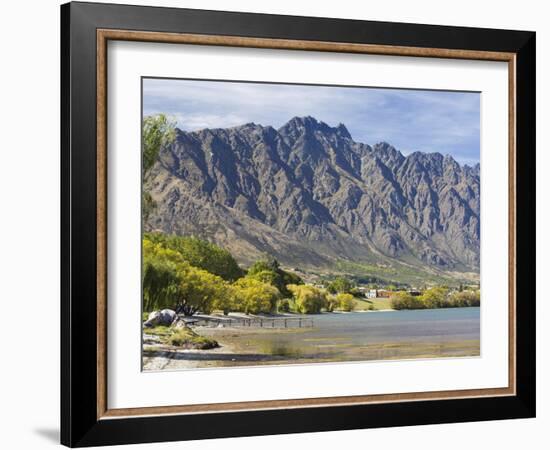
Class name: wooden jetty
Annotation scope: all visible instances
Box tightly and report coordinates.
[189,315,314,329]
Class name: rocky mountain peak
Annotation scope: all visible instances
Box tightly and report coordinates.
[335,123,352,139]
[279,116,352,141]
[147,117,480,272]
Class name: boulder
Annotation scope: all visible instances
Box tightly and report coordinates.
[143,309,176,328]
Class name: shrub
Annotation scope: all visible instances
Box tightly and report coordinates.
[336,293,356,312]
[326,296,338,312]
[287,284,327,314]
[327,277,354,294]
[389,288,480,310]
[144,233,244,281]
[142,238,230,315]
[420,287,449,308]
[247,257,303,297]
[448,290,480,307]
[390,291,426,310]
[167,327,218,349]
[232,277,281,314]
[277,299,291,313]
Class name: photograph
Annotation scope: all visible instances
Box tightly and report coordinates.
[52,1,536,446]
[141,78,482,371]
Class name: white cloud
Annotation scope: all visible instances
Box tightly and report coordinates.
[143,78,480,164]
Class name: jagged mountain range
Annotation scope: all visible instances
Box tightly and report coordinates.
[145,116,480,272]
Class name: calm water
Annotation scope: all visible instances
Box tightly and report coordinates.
[193,307,481,366]
[304,307,480,344]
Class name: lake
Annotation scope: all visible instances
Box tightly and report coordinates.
[142,307,480,370]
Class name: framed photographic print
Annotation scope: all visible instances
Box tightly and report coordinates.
[60,1,536,447]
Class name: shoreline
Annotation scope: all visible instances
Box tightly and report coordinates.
[193,305,484,320]
[142,337,481,371]
[142,307,480,371]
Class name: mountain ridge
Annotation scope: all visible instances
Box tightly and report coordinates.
[145,116,480,274]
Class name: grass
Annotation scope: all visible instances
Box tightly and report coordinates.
[333,259,469,287]
[144,325,172,337]
[353,297,394,311]
[167,328,219,349]
[144,324,218,349]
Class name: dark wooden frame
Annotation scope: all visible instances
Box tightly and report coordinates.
[61,1,536,447]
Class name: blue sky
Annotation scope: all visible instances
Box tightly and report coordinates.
[143,78,480,166]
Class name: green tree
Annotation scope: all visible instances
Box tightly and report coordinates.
[326,295,338,312]
[176,264,227,316]
[390,291,426,310]
[232,277,281,314]
[287,284,327,314]
[142,114,176,221]
[142,254,182,312]
[144,232,244,281]
[248,255,280,273]
[448,290,480,307]
[420,287,449,308]
[142,114,176,176]
[277,299,291,313]
[142,239,186,312]
[327,276,354,294]
[247,269,278,286]
[335,293,356,312]
[142,238,228,315]
[247,257,303,297]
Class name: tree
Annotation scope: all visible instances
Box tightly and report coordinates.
[144,232,244,281]
[287,284,327,314]
[232,277,281,314]
[420,287,449,308]
[142,239,186,312]
[327,276,354,294]
[336,293,356,312]
[142,254,182,312]
[448,290,480,307]
[142,114,176,176]
[175,264,227,316]
[247,269,278,286]
[247,257,303,297]
[248,255,280,273]
[142,237,229,315]
[142,114,176,221]
[390,291,425,310]
[277,299,291,313]
[326,296,338,312]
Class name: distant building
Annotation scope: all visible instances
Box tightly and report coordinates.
[376,289,392,298]
[366,289,377,299]
[365,289,392,298]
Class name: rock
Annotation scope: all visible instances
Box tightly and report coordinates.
[142,334,162,345]
[171,318,188,329]
[143,309,176,328]
[145,116,480,270]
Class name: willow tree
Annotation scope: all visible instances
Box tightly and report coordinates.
[246,257,303,297]
[287,284,327,314]
[142,240,183,312]
[232,277,280,314]
[335,293,356,312]
[142,238,228,315]
[144,232,244,281]
[175,264,227,316]
[142,114,176,221]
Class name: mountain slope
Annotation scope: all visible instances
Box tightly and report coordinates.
[145,116,480,272]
